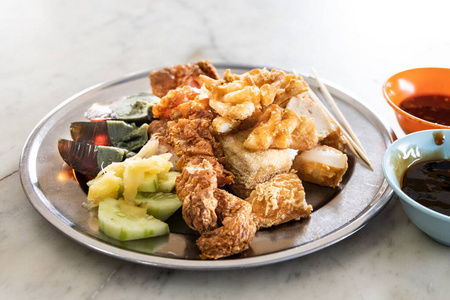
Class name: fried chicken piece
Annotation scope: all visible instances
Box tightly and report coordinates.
[176,155,233,187]
[152,86,207,120]
[197,189,257,259]
[150,60,220,98]
[147,120,179,168]
[176,156,254,259]
[167,118,224,159]
[243,105,318,152]
[176,159,219,233]
[246,173,312,228]
[169,98,214,121]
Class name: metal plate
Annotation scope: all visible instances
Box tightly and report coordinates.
[20,64,393,270]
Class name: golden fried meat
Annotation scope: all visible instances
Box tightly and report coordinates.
[150,60,219,98]
[176,155,234,187]
[167,118,224,159]
[152,86,207,120]
[169,98,214,121]
[197,189,257,259]
[246,173,312,229]
[176,159,219,233]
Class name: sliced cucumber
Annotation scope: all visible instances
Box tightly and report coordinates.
[138,173,158,192]
[98,198,169,241]
[157,171,180,193]
[135,192,182,221]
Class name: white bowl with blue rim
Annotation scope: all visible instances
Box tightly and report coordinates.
[382,129,450,245]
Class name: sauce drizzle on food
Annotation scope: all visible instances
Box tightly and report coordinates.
[399,94,450,126]
[401,160,450,217]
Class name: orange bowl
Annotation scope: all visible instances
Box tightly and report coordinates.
[382,67,450,134]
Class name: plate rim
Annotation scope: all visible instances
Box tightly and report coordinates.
[20,63,394,270]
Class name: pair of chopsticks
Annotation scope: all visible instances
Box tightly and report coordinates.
[304,68,373,170]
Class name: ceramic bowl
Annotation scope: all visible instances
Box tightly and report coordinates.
[382,67,450,134]
[382,129,450,245]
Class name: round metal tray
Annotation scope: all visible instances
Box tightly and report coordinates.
[20,64,393,270]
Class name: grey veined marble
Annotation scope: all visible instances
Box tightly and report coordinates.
[2,0,450,299]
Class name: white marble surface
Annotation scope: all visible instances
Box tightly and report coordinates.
[1,0,449,299]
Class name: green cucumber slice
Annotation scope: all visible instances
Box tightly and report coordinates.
[138,173,159,192]
[98,198,169,241]
[135,192,182,221]
[157,171,180,193]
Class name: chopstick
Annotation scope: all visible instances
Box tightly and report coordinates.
[304,69,373,169]
[291,68,372,168]
[307,89,373,169]
[310,68,369,155]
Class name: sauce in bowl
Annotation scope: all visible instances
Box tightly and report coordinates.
[399,94,450,126]
[401,160,450,217]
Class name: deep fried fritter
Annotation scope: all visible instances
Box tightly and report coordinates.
[147,120,179,168]
[202,68,308,134]
[197,189,257,259]
[211,108,264,134]
[175,153,254,259]
[246,173,312,228]
[152,86,206,120]
[167,118,224,158]
[169,98,214,121]
[243,105,318,152]
[148,119,168,137]
[176,155,234,187]
[150,60,219,98]
[176,159,219,233]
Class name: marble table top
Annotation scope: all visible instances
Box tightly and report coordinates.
[1,0,449,299]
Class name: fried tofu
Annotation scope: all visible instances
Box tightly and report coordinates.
[292,145,348,188]
[246,173,312,229]
[218,130,293,198]
[286,92,346,151]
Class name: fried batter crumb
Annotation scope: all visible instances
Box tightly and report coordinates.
[246,173,312,228]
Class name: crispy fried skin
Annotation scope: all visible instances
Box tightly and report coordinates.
[202,68,308,134]
[149,60,219,98]
[243,105,318,152]
[148,119,169,137]
[246,173,312,228]
[167,118,224,158]
[197,189,257,259]
[152,86,205,120]
[165,97,256,258]
[176,159,219,233]
[169,98,214,121]
[147,120,179,167]
[176,155,234,187]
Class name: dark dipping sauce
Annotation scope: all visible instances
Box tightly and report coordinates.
[399,94,450,126]
[401,160,450,217]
